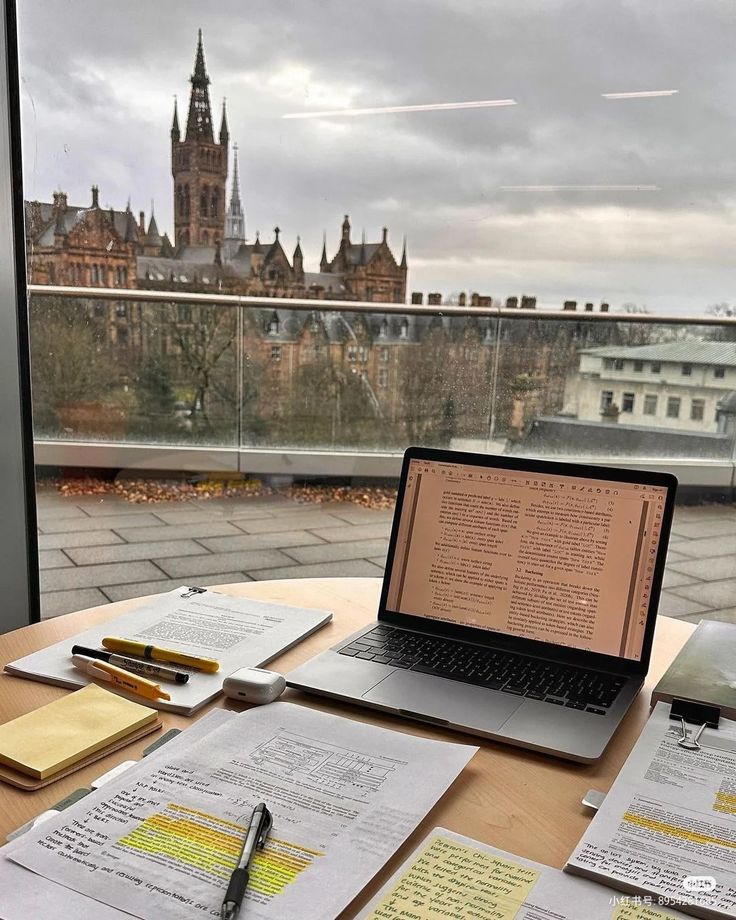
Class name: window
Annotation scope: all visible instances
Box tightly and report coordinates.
[603,358,614,370]
[651,363,661,374]
[643,394,657,415]
[347,345,357,362]
[93,302,105,318]
[690,398,705,421]
[379,347,389,362]
[621,392,635,413]
[667,397,681,419]
[115,303,127,318]
[177,304,191,323]
[116,325,128,346]
[714,366,726,379]
[270,345,281,362]
[600,390,614,410]
[681,363,692,376]
[614,359,624,371]
[633,360,643,372]
[378,368,388,388]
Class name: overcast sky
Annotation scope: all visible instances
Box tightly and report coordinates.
[16,0,736,314]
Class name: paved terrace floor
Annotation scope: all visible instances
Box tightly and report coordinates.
[37,491,736,624]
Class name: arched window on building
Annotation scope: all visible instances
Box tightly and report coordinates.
[200,185,209,217]
[184,185,190,217]
[211,189,218,218]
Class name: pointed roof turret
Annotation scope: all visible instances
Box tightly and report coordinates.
[341,214,351,243]
[124,204,138,243]
[253,231,262,254]
[359,230,367,265]
[171,96,180,142]
[400,235,407,270]
[219,99,229,145]
[293,236,303,260]
[225,144,245,242]
[186,30,214,142]
[146,210,162,246]
[320,231,329,271]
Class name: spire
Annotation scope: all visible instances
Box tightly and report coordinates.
[400,235,407,270]
[219,98,229,145]
[293,236,304,278]
[253,230,262,254]
[146,210,162,246]
[186,29,213,142]
[320,231,329,271]
[225,143,245,241]
[171,96,180,142]
[341,214,351,243]
[124,207,138,244]
[293,236,303,260]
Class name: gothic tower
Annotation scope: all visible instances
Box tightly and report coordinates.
[171,30,228,248]
[223,143,245,257]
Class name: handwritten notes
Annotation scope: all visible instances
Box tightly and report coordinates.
[364,834,539,920]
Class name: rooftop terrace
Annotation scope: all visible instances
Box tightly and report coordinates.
[37,490,736,626]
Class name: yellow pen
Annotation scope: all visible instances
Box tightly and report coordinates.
[71,654,171,701]
[101,637,220,673]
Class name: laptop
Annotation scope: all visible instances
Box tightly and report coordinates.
[287,447,677,762]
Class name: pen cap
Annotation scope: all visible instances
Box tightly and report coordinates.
[222,668,286,705]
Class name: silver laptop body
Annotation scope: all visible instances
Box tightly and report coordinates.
[287,448,677,763]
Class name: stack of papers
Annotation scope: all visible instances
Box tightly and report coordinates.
[0,702,477,920]
[566,702,736,919]
[5,586,332,715]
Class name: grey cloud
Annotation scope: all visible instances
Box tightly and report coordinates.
[16,0,736,313]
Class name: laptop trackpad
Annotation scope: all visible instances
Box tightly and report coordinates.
[363,671,523,731]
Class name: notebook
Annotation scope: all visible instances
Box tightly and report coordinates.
[651,620,736,720]
[0,684,158,779]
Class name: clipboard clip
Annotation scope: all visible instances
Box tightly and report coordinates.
[181,586,207,598]
[669,698,721,753]
[669,697,721,729]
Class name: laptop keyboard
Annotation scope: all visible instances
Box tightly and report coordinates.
[338,625,626,715]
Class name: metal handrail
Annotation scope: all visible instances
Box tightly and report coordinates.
[26,284,736,326]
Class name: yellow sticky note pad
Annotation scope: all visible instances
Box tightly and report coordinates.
[0,683,157,779]
[364,834,539,920]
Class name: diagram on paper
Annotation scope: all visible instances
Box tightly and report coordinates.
[248,731,397,798]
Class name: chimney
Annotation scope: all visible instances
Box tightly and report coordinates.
[600,302,610,313]
[91,185,99,208]
[382,227,388,243]
[411,292,423,305]
[585,302,594,312]
[458,292,466,307]
[506,296,518,309]
[521,295,536,309]
[427,292,442,306]
[139,211,146,234]
[563,300,577,311]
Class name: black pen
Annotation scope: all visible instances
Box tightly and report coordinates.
[71,644,190,684]
[221,803,272,920]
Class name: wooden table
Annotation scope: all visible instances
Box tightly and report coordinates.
[0,577,694,917]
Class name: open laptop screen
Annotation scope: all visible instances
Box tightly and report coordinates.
[385,457,669,661]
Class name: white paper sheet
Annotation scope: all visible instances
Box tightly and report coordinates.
[357,827,692,920]
[4,586,332,714]
[0,709,235,920]
[566,702,736,920]
[6,702,477,920]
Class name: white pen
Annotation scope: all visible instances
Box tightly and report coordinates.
[71,654,171,701]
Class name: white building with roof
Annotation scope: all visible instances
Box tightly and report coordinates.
[563,341,736,433]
